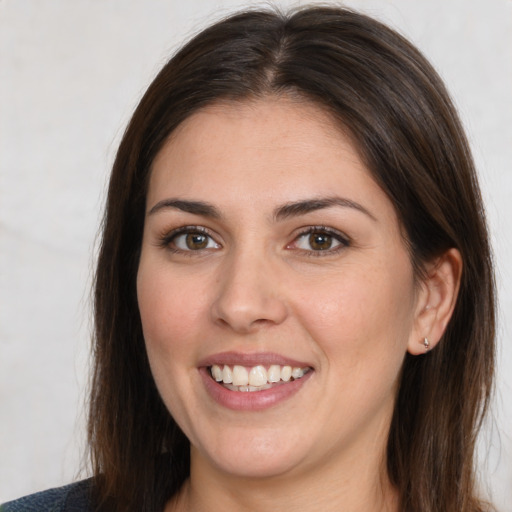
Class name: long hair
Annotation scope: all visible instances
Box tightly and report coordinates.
[88,6,495,511]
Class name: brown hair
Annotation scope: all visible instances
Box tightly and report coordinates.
[89,6,495,511]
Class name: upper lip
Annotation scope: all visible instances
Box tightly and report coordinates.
[197,351,313,369]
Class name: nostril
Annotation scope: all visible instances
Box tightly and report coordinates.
[210,291,288,333]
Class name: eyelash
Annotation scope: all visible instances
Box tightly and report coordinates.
[157,225,350,256]
[158,226,220,255]
[290,226,350,257]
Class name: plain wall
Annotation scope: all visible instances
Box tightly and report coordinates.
[1,0,511,508]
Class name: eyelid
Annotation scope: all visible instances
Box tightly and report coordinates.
[287,225,350,254]
[157,225,221,252]
[156,224,349,256]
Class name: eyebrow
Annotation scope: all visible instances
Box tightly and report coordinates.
[273,197,377,222]
[148,196,376,222]
[148,199,221,218]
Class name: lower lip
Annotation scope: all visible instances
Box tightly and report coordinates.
[199,367,313,411]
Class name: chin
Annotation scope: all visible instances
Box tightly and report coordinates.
[212,454,303,480]
[195,431,308,480]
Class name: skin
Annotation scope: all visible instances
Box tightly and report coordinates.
[136,98,461,512]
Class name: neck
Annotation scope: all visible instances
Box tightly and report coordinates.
[166,444,399,512]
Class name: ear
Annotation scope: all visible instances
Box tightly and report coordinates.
[407,248,463,355]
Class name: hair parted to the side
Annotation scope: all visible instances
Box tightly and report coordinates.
[89,6,495,511]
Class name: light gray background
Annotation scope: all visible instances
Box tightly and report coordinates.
[1,0,511,508]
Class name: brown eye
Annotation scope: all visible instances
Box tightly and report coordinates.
[186,233,208,250]
[170,230,220,251]
[292,228,348,253]
[308,232,333,251]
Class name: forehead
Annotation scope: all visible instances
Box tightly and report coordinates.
[146,98,397,226]
[152,99,359,181]
[166,96,351,148]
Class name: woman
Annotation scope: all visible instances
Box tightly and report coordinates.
[2,5,496,512]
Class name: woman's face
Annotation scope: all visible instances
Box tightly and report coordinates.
[137,98,424,481]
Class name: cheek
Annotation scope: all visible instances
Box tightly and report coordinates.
[136,262,209,362]
[136,262,209,428]
[292,260,416,363]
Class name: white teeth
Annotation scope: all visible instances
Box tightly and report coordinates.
[211,365,223,382]
[232,365,249,386]
[268,365,281,383]
[222,365,233,384]
[210,363,310,391]
[249,365,268,386]
[281,366,292,382]
[291,367,304,379]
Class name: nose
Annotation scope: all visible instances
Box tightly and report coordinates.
[210,249,288,334]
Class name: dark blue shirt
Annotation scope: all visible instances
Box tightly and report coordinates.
[0,479,94,512]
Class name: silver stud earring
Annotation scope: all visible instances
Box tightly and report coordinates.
[423,337,430,352]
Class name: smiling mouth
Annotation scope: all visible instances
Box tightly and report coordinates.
[209,364,312,392]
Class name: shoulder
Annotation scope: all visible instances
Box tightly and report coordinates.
[0,479,94,512]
